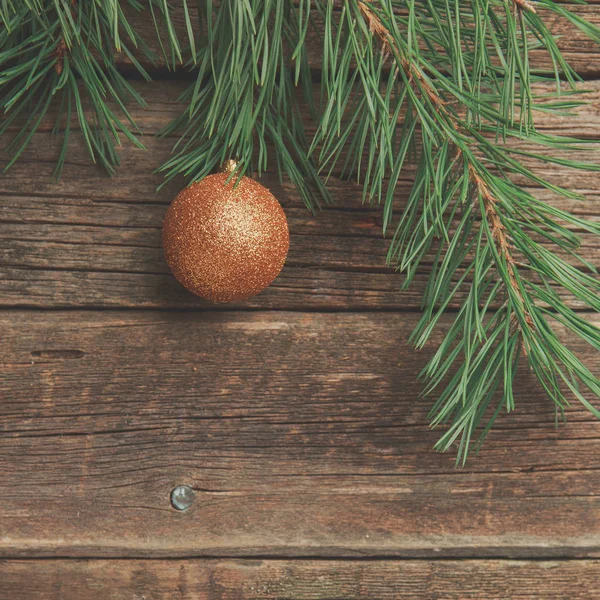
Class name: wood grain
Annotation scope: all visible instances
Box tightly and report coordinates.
[2,81,600,310]
[2,559,600,599]
[2,310,600,558]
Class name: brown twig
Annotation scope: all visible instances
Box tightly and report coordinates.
[54,39,67,74]
[54,0,77,75]
[468,165,534,328]
[358,1,393,55]
[357,1,447,112]
[513,0,537,14]
[357,0,533,330]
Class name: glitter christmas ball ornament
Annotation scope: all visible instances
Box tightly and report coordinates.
[162,169,289,303]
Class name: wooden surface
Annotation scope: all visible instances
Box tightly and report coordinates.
[2,6,600,599]
[2,559,600,599]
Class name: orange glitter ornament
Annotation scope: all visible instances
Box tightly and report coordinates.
[162,167,289,303]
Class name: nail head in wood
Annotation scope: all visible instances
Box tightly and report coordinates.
[171,485,195,511]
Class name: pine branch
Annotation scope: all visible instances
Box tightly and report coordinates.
[333,0,532,324]
[0,1,186,175]
[332,2,600,462]
[159,0,328,209]
[311,0,600,463]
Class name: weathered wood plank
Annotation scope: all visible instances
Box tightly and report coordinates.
[1,310,600,557]
[125,4,600,77]
[0,201,596,309]
[2,559,600,599]
[1,82,600,309]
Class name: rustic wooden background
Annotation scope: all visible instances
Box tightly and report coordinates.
[2,5,600,599]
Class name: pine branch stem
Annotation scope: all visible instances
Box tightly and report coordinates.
[358,0,531,331]
[513,0,537,14]
[54,0,77,75]
[468,163,533,332]
[54,38,67,74]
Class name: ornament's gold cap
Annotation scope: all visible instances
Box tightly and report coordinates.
[222,159,239,174]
